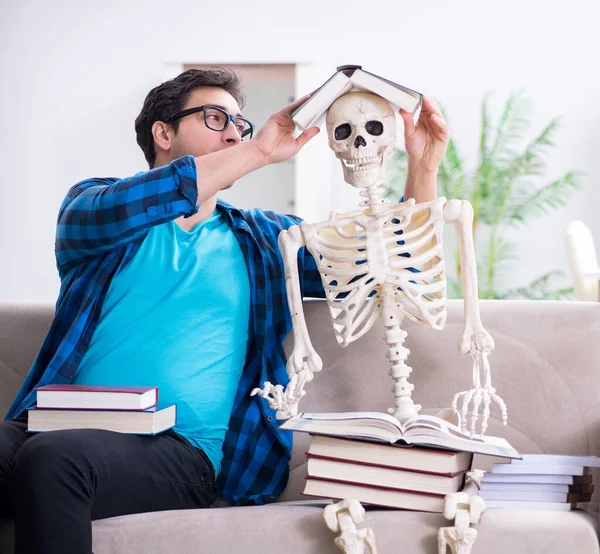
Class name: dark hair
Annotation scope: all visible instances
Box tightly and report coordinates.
[135,67,245,168]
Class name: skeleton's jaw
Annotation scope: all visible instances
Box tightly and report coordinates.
[340,155,381,173]
[337,152,385,188]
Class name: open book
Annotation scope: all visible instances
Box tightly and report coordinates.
[280,411,520,459]
[291,65,423,131]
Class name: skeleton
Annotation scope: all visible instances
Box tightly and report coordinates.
[251,90,506,553]
[252,90,507,436]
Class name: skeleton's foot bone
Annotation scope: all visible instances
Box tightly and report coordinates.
[324,499,378,554]
[250,371,312,420]
[438,525,478,554]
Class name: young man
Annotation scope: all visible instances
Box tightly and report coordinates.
[0,68,450,553]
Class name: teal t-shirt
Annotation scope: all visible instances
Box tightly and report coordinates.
[72,210,251,476]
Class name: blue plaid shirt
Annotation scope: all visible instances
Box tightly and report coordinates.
[5,155,325,505]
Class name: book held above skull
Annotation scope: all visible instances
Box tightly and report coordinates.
[290,65,423,131]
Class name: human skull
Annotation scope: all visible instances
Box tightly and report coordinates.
[326,91,396,188]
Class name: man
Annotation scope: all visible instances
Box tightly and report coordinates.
[0,68,450,553]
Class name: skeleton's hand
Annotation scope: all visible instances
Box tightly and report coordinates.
[251,372,310,420]
[453,348,508,436]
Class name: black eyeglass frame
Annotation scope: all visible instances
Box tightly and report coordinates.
[166,104,255,140]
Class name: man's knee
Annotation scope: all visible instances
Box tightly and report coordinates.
[11,430,95,488]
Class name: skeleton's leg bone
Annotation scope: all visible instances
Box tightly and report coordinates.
[438,525,478,554]
[324,499,378,554]
[439,470,486,554]
[380,286,422,422]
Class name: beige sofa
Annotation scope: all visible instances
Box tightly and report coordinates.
[1,299,599,553]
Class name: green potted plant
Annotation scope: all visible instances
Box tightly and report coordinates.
[385,92,582,299]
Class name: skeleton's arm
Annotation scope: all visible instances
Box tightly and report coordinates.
[443,200,507,435]
[251,224,323,419]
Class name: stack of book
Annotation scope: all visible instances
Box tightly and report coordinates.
[303,435,472,512]
[27,384,176,435]
[480,454,598,511]
[280,411,521,512]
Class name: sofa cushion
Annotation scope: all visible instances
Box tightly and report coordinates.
[87,505,600,553]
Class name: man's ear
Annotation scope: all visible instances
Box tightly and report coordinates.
[152,121,173,155]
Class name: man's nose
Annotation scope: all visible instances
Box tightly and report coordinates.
[222,121,241,144]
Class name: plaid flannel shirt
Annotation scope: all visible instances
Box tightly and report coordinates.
[5,155,326,505]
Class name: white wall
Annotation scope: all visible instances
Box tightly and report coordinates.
[1,0,599,301]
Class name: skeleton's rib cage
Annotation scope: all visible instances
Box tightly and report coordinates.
[302,198,448,347]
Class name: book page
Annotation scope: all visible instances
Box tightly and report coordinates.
[403,415,477,440]
[297,412,402,429]
[281,412,402,442]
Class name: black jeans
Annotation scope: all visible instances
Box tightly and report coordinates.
[0,417,217,554]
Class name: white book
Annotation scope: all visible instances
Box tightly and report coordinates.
[510,454,600,468]
[27,404,176,435]
[281,411,520,458]
[484,500,573,511]
[479,490,576,502]
[482,473,577,485]
[291,65,422,131]
[490,463,587,476]
[480,482,570,493]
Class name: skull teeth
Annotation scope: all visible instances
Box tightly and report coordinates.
[342,156,381,172]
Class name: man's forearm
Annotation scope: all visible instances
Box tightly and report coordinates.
[194,142,267,205]
[403,162,438,203]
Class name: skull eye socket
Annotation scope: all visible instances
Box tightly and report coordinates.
[366,120,384,136]
[334,123,352,141]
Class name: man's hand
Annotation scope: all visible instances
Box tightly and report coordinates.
[400,96,450,172]
[253,95,320,165]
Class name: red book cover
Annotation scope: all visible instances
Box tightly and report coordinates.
[305,476,447,498]
[35,385,157,395]
[34,385,158,410]
[305,452,468,478]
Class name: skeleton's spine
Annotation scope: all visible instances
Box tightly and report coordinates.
[381,290,422,422]
[360,183,390,216]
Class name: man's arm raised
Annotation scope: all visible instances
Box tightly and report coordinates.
[56,96,319,269]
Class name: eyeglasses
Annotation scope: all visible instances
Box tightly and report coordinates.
[167,104,255,140]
